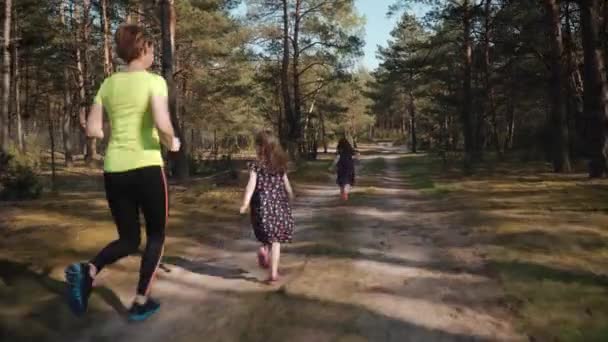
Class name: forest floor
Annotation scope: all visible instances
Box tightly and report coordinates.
[1,144,606,341]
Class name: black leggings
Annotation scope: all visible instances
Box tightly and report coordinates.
[91,166,167,296]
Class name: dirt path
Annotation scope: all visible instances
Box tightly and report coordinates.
[2,146,522,341]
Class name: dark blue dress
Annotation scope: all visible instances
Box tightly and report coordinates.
[336,153,355,187]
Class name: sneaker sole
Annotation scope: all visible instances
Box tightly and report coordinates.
[65,263,85,315]
[128,306,160,322]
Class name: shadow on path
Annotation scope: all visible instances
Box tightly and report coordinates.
[163,255,260,283]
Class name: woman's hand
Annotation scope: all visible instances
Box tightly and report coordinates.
[239,204,249,215]
[169,137,181,152]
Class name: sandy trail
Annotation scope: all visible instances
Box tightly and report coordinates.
[3,145,522,342]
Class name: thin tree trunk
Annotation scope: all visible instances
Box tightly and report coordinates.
[564,3,584,121]
[74,1,87,159]
[320,110,328,153]
[482,0,501,157]
[60,2,73,166]
[62,80,73,166]
[409,91,417,154]
[12,14,22,152]
[160,0,188,179]
[48,99,56,192]
[581,0,608,177]
[101,0,113,76]
[603,0,608,69]
[462,0,474,171]
[544,0,572,172]
[24,51,29,129]
[81,0,97,165]
[505,73,516,151]
[1,0,12,149]
[280,0,294,153]
[274,70,284,136]
[290,0,303,159]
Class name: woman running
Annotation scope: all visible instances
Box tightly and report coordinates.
[331,138,356,201]
[65,24,180,321]
[240,131,295,283]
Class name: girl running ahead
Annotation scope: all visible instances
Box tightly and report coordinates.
[331,138,356,201]
[65,24,180,321]
[240,131,295,283]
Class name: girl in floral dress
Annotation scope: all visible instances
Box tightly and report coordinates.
[240,131,295,283]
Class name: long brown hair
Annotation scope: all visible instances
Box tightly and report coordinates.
[337,138,354,156]
[255,131,288,174]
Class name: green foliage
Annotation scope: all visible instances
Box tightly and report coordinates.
[0,150,43,201]
[245,0,367,149]
[318,70,375,143]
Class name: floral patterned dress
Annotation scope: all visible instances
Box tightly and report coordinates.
[249,161,295,244]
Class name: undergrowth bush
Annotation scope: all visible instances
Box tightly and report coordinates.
[0,149,43,200]
[188,153,235,176]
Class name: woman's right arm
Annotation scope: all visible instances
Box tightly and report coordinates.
[150,95,180,152]
[85,104,104,139]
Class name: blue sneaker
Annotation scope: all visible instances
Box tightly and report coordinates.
[65,263,93,315]
[128,298,160,322]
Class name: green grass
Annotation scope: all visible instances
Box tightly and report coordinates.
[396,153,608,341]
[396,154,454,197]
[290,159,333,184]
[359,157,386,176]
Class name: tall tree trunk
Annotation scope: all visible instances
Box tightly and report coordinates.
[160,0,188,179]
[401,110,407,138]
[81,0,97,165]
[483,0,501,157]
[48,99,56,192]
[12,23,22,152]
[74,1,91,161]
[101,0,113,76]
[1,0,11,150]
[544,0,572,172]
[280,0,294,153]
[564,2,584,123]
[320,110,328,153]
[505,71,516,151]
[581,0,608,177]
[274,69,284,136]
[60,1,73,166]
[603,0,608,70]
[290,0,303,159]
[409,91,417,154]
[462,0,474,171]
[62,79,73,167]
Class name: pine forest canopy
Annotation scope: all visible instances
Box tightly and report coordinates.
[0,0,607,178]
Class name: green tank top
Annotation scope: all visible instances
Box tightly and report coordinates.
[93,71,167,173]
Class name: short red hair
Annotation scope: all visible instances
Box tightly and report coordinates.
[114,24,152,63]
